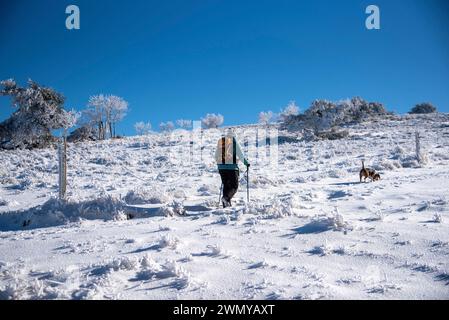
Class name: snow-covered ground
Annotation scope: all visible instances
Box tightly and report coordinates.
[1,114,449,300]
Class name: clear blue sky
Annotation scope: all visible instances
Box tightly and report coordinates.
[1,0,448,135]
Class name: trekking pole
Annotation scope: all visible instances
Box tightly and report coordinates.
[246,166,250,203]
[218,183,223,208]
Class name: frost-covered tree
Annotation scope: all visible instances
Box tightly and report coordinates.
[134,121,152,135]
[84,95,107,140]
[201,113,224,129]
[108,95,128,138]
[279,101,299,122]
[83,94,128,140]
[176,119,192,129]
[0,79,76,149]
[409,102,437,114]
[159,121,175,133]
[258,111,274,125]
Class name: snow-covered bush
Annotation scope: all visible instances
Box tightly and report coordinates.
[246,196,301,219]
[159,121,175,133]
[409,103,437,114]
[134,121,152,135]
[432,213,443,223]
[0,195,132,231]
[0,79,77,149]
[307,208,353,233]
[205,244,228,257]
[309,242,333,256]
[258,111,274,125]
[279,101,299,122]
[107,256,140,272]
[176,119,192,129]
[136,257,192,289]
[391,145,406,159]
[389,140,427,168]
[314,129,349,141]
[0,264,61,299]
[67,125,97,143]
[246,175,282,189]
[124,187,172,205]
[377,159,401,171]
[156,201,186,217]
[201,113,224,129]
[326,209,350,231]
[0,197,8,206]
[282,97,388,134]
[373,209,385,222]
[157,234,181,249]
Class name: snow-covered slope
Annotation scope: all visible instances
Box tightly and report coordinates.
[1,114,449,299]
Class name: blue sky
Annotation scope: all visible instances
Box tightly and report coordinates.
[1,0,448,135]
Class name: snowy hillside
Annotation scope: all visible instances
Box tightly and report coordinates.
[1,114,449,300]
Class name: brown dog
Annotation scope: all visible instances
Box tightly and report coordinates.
[372,173,381,181]
[359,161,378,182]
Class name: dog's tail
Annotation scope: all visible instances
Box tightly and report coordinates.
[362,160,365,169]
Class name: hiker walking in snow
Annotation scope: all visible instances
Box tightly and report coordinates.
[215,129,250,208]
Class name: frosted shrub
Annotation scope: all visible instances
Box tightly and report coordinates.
[0,195,132,231]
[124,187,172,205]
[373,209,385,222]
[310,242,333,256]
[279,101,299,122]
[206,244,228,257]
[0,197,8,206]
[400,156,420,168]
[330,211,347,230]
[156,201,185,217]
[391,145,406,159]
[176,119,192,129]
[409,103,437,114]
[282,97,388,134]
[159,121,175,133]
[201,113,224,129]
[244,195,305,219]
[134,122,152,135]
[259,111,274,125]
[140,255,162,271]
[311,208,352,233]
[0,264,60,300]
[157,205,176,217]
[158,234,180,249]
[432,213,443,223]
[247,175,280,189]
[67,125,97,142]
[108,257,140,272]
[378,159,401,171]
[315,129,349,141]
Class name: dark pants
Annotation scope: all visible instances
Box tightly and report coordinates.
[219,169,239,204]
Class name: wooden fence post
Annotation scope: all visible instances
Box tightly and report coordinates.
[415,131,421,164]
[58,136,67,200]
